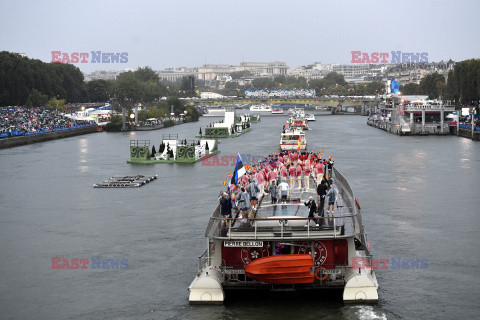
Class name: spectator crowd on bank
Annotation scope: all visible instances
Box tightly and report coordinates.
[0,106,95,138]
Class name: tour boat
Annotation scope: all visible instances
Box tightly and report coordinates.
[133,118,164,131]
[204,108,226,117]
[279,128,307,151]
[288,108,306,117]
[250,105,272,112]
[188,158,379,304]
[271,108,284,114]
[289,116,309,130]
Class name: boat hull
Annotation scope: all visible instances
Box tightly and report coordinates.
[245,254,314,284]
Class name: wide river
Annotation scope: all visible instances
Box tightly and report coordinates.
[0,114,479,320]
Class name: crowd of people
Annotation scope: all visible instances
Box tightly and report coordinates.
[218,150,337,226]
[0,106,95,137]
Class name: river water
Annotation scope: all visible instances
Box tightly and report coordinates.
[0,114,479,320]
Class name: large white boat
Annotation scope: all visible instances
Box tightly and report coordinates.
[305,114,316,121]
[271,108,284,114]
[279,128,307,151]
[250,105,272,112]
[204,108,226,117]
[188,151,379,304]
[288,108,305,117]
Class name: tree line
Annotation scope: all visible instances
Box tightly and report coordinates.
[0,51,86,106]
[400,59,480,105]
[0,51,199,121]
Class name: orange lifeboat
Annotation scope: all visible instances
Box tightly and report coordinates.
[245,254,314,284]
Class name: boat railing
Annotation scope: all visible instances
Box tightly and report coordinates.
[333,167,369,255]
[196,249,211,275]
[208,213,356,240]
[204,204,221,237]
[130,140,150,147]
[162,133,179,140]
[223,262,349,285]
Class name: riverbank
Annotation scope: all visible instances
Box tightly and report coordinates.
[452,126,480,141]
[0,125,98,149]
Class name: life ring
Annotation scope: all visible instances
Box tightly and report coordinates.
[355,198,361,209]
[314,267,328,281]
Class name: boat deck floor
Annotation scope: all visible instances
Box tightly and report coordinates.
[225,183,352,237]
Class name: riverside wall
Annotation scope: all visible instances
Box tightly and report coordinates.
[0,125,98,149]
[452,126,480,141]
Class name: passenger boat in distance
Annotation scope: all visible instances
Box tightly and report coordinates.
[305,114,316,121]
[204,108,226,117]
[279,128,307,151]
[250,104,272,112]
[188,152,379,304]
[271,108,284,114]
[133,118,164,131]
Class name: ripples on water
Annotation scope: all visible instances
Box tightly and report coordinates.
[0,114,479,319]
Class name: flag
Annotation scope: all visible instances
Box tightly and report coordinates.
[230,153,246,185]
[297,137,301,151]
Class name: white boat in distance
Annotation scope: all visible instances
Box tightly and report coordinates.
[306,114,316,121]
[250,105,272,112]
[204,108,226,117]
[280,128,307,151]
[271,108,284,114]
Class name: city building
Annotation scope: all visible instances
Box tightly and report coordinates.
[237,61,289,76]
[157,67,197,83]
[197,64,235,81]
[386,60,455,85]
[83,69,133,82]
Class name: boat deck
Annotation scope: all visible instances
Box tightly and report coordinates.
[209,174,360,240]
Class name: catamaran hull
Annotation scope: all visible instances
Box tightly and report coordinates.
[189,266,224,304]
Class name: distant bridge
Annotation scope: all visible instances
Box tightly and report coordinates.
[188,97,381,107]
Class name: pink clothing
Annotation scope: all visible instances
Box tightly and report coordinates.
[280,166,288,177]
[296,165,302,177]
[256,172,265,184]
[289,166,297,178]
[304,166,311,175]
[268,170,277,181]
[262,170,268,181]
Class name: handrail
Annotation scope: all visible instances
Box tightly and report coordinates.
[213,213,353,240]
[208,214,356,222]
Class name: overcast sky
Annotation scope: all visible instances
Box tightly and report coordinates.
[1,0,479,73]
